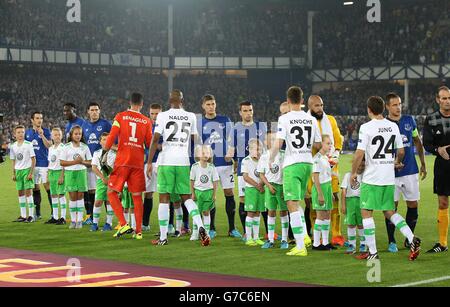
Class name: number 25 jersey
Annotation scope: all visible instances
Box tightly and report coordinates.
[357,119,404,186]
[154,108,197,166]
[277,110,322,168]
[108,110,153,169]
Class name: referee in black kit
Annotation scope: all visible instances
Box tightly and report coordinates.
[423,86,450,253]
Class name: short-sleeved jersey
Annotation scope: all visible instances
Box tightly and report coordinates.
[423,111,450,161]
[357,119,404,186]
[241,155,261,187]
[154,108,197,166]
[61,142,92,171]
[198,115,233,167]
[257,150,284,185]
[277,110,322,168]
[65,117,86,142]
[82,119,112,155]
[107,110,152,169]
[387,115,419,177]
[91,149,116,179]
[10,141,35,170]
[48,143,65,171]
[340,172,362,198]
[144,123,163,165]
[25,128,51,167]
[190,162,220,191]
[229,121,267,176]
[312,152,332,184]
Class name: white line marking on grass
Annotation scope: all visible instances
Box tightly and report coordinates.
[391,276,450,287]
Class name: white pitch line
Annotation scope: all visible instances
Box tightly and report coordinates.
[391,276,450,287]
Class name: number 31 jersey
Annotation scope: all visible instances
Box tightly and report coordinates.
[277,110,321,168]
[155,108,197,166]
[357,119,404,186]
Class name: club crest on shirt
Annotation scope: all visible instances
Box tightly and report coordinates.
[17,153,24,161]
[270,164,279,174]
[254,169,259,177]
[97,126,103,132]
[404,123,412,131]
[200,175,209,184]
[351,180,360,190]
[51,155,57,162]
[73,154,81,160]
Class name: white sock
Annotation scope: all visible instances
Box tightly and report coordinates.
[347,227,357,247]
[175,206,183,233]
[313,220,323,247]
[26,195,34,217]
[158,203,170,240]
[59,196,67,219]
[252,215,261,240]
[290,211,305,249]
[76,199,84,223]
[297,206,309,238]
[19,196,27,218]
[321,219,330,246]
[69,200,77,222]
[268,216,276,243]
[106,204,114,225]
[125,212,130,224]
[362,218,377,254]
[280,215,289,242]
[358,228,365,245]
[93,206,101,224]
[184,199,204,229]
[131,213,136,229]
[51,197,59,220]
[203,215,211,233]
[390,213,414,243]
[245,216,253,240]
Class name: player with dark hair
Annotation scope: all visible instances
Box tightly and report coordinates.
[64,103,86,142]
[423,86,450,253]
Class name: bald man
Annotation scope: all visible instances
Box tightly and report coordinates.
[305,95,345,246]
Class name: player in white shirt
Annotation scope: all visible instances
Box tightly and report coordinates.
[146,90,210,246]
[269,86,322,257]
[46,127,67,225]
[311,135,336,251]
[351,96,421,261]
[90,132,116,232]
[10,125,36,223]
[189,145,219,241]
[242,139,265,246]
[60,126,92,229]
[341,158,366,254]
[258,131,289,249]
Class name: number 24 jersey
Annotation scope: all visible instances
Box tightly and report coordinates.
[154,108,197,166]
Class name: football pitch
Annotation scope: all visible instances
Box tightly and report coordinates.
[0,154,448,287]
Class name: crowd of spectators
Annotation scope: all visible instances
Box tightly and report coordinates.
[314,0,450,68]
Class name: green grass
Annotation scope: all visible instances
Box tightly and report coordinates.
[0,155,448,287]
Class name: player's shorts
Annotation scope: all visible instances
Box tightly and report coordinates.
[194,189,215,212]
[216,165,235,190]
[360,183,395,211]
[95,179,108,202]
[238,176,246,197]
[282,163,312,201]
[345,197,362,226]
[108,166,145,194]
[121,187,134,209]
[244,187,265,212]
[33,166,48,185]
[265,183,287,211]
[433,159,450,196]
[394,174,420,202]
[307,175,340,198]
[48,169,65,195]
[157,165,191,195]
[15,168,34,191]
[145,163,158,193]
[312,181,333,211]
[87,168,97,191]
[64,169,88,193]
[170,193,181,203]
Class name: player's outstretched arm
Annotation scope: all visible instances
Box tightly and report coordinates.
[413,135,427,180]
[146,132,161,177]
[269,138,283,164]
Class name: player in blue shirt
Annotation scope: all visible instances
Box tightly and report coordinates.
[143,103,164,231]
[25,111,52,222]
[198,94,241,238]
[226,101,268,235]
[64,103,86,142]
[81,102,112,224]
[385,93,427,252]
